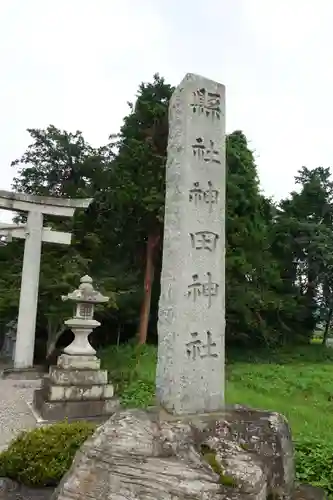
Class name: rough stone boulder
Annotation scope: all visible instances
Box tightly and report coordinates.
[51,407,295,500]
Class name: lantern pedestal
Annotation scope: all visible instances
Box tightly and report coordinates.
[32,275,119,423]
[33,353,119,422]
[62,318,99,356]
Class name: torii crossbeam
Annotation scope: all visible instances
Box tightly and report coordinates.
[0,190,92,369]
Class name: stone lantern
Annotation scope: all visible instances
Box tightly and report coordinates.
[33,275,119,422]
[61,275,109,357]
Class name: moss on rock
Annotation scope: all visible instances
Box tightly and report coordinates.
[200,444,237,488]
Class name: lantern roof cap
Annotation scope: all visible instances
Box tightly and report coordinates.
[62,275,109,304]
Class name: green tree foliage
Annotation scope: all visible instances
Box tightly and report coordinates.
[273,167,333,342]
[11,125,110,198]
[225,131,286,346]
[0,126,117,357]
[0,240,23,326]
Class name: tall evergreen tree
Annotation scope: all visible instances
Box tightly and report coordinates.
[107,74,173,344]
[226,131,287,345]
[274,167,333,342]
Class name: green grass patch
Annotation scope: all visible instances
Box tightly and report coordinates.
[100,343,333,493]
[227,361,333,440]
[100,343,156,408]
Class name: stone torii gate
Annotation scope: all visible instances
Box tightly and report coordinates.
[0,190,92,369]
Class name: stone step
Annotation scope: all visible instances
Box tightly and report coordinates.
[48,366,108,386]
[33,388,120,422]
[41,379,114,402]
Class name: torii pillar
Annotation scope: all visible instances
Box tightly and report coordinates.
[0,190,92,369]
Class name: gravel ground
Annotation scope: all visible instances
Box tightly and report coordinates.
[0,378,40,451]
[0,378,53,499]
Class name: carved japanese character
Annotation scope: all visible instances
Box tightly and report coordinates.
[187,272,219,308]
[192,138,221,164]
[190,231,219,252]
[189,181,219,213]
[190,88,221,120]
[186,331,218,360]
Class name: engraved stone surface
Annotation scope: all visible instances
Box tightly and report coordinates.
[42,381,114,402]
[48,366,108,386]
[33,389,119,423]
[156,73,226,415]
[57,354,100,370]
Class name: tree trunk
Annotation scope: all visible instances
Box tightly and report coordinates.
[46,318,66,358]
[137,232,160,345]
[304,265,317,334]
[323,306,333,345]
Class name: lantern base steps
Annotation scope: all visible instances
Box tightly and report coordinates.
[48,365,108,385]
[32,354,120,423]
[32,389,119,423]
[57,353,100,370]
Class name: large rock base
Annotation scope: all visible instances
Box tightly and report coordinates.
[51,407,296,500]
[33,354,119,422]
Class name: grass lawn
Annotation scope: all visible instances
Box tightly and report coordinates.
[227,361,333,441]
[100,343,333,492]
[100,343,333,441]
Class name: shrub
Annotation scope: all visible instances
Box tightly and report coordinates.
[121,379,155,408]
[0,421,96,487]
[295,437,333,494]
[100,343,156,407]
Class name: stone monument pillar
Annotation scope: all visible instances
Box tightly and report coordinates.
[156,74,226,415]
[33,275,119,422]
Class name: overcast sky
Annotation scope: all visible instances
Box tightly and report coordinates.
[0,0,332,222]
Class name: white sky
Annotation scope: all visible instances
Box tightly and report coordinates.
[0,0,332,222]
